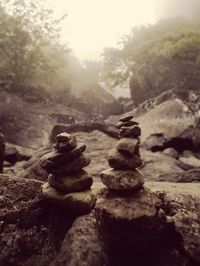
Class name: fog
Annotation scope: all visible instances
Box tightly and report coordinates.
[156,0,200,19]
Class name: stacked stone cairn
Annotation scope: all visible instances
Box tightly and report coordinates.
[40,132,96,214]
[100,114,144,191]
[96,115,163,265]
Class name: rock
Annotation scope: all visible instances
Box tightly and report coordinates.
[42,182,96,214]
[179,155,200,168]
[108,149,142,170]
[119,115,134,122]
[142,133,166,152]
[100,168,144,191]
[158,168,200,182]
[163,148,179,159]
[0,133,5,173]
[0,174,43,217]
[39,143,86,168]
[160,186,200,264]
[50,154,91,175]
[51,213,108,266]
[116,120,138,129]
[56,132,72,142]
[0,174,81,266]
[48,170,93,193]
[4,145,20,165]
[116,138,140,155]
[96,187,161,226]
[119,125,141,138]
[53,135,77,152]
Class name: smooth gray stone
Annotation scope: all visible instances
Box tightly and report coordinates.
[100,168,144,191]
[48,170,93,193]
[116,138,140,155]
[119,125,141,138]
[108,149,142,170]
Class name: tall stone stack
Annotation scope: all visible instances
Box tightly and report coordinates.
[101,115,144,191]
[40,132,96,214]
[96,115,163,266]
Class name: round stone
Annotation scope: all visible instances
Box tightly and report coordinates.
[48,170,93,193]
[42,182,96,214]
[100,168,144,191]
[108,149,142,170]
[119,125,141,138]
[56,132,72,142]
[119,115,134,122]
[163,148,179,159]
[39,143,86,169]
[54,136,77,152]
[116,138,140,156]
[116,121,138,129]
[50,154,91,175]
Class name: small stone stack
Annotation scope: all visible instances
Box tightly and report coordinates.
[101,115,144,191]
[40,132,96,214]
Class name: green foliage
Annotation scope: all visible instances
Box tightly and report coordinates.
[0,0,66,85]
[102,17,200,105]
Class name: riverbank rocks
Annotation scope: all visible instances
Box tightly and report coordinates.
[96,115,164,265]
[40,132,96,214]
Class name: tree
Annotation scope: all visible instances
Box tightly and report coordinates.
[102,17,200,105]
[0,0,66,85]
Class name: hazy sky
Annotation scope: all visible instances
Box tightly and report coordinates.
[46,0,199,59]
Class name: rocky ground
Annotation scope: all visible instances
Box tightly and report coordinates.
[1,89,200,265]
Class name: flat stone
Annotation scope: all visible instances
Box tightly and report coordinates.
[56,132,72,142]
[54,136,77,152]
[100,168,144,191]
[48,170,93,193]
[96,187,161,225]
[116,120,138,129]
[39,143,86,169]
[50,154,91,175]
[116,138,140,156]
[119,115,134,122]
[108,149,142,170]
[42,182,96,214]
[119,125,141,138]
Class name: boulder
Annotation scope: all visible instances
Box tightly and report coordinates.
[96,187,161,224]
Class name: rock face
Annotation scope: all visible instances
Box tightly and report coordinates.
[40,132,96,214]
